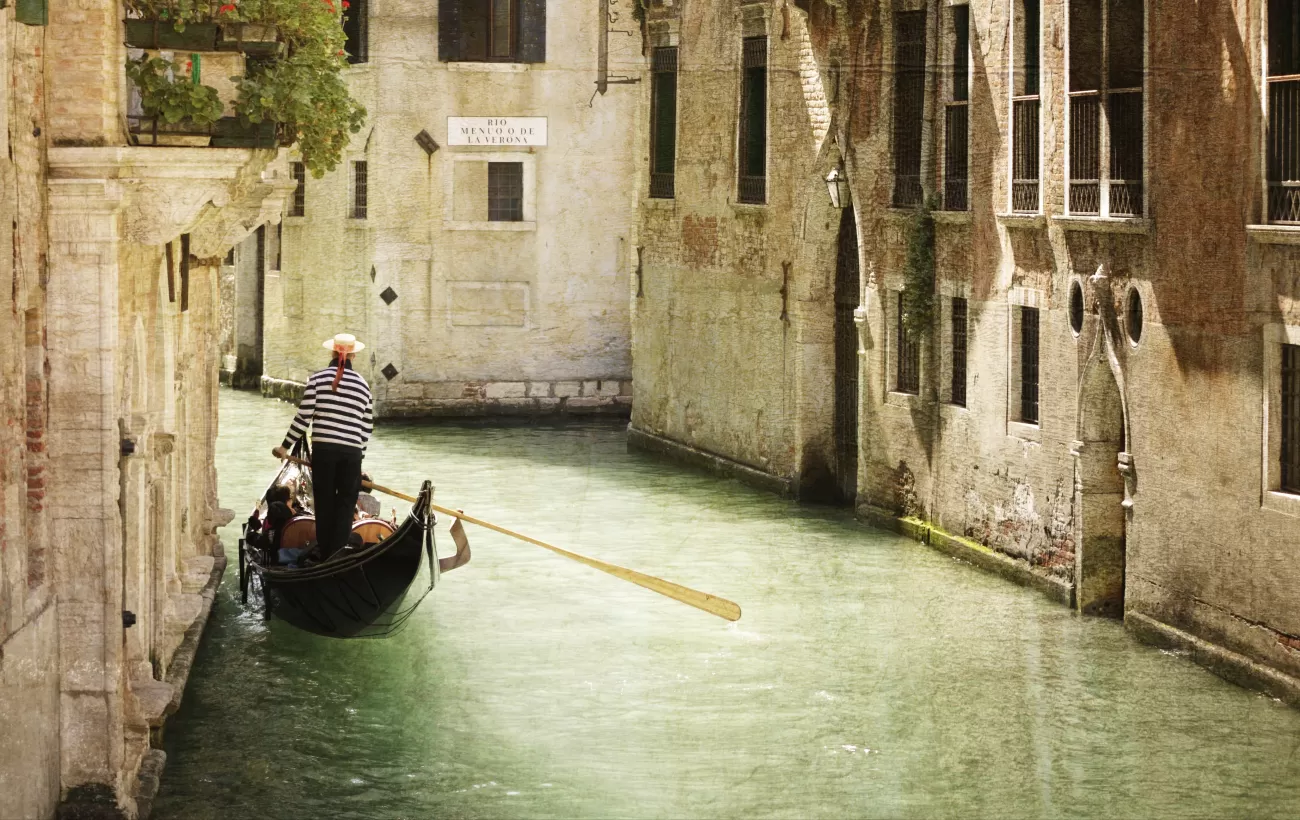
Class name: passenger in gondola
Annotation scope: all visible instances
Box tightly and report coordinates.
[272,333,374,560]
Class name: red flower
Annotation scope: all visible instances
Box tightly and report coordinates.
[218,3,236,13]
[342,1,349,8]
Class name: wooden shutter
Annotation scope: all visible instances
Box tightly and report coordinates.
[439,0,464,61]
[517,0,546,63]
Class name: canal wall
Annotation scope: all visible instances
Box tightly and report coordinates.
[0,4,296,817]
[630,0,1300,707]
[238,0,639,419]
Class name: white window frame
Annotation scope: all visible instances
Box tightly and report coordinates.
[1006,0,1045,215]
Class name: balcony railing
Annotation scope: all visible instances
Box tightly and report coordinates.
[1012,95,1040,212]
[1069,91,1101,214]
[650,173,675,200]
[944,101,969,211]
[1269,75,1300,222]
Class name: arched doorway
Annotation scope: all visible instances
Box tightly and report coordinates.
[832,208,861,504]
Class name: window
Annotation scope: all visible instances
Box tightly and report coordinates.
[1068,0,1144,217]
[1013,0,1041,212]
[1269,1,1300,221]
[893,11,927,208]
[224,247,235,266]
[438,0,546,63]
[351,160,368,219]
[1283,344,1300,494]
[275,222,283,271]
[1019,306,1040,423]
[944,6,970,211]
[738,36,768,204]
[488,162,524,221]
[290,161,306,217]
[256,225,266,278]
[650,46,678,199]
[951,297,968,406]
[343,0,368,63]
[897,292,921,394]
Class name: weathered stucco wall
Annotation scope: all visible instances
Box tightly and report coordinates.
[261,0,638,417]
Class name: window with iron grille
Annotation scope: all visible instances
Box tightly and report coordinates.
[1068,0,1144,217]
[290,161,306,217]
[951,297,968,406]
[1012,0,1041,212]
[650,47,678,200]
[897,292,921,394]
[1020,306,1040,424]
[738,37,768,204]
[943,6,970,211]
[275,222,283,271]
[256,225,266,278]
[1283,343,1300,493]
[893,11,927,208]
[351,161,368,219]
[343,0,368,63]
[1269,2,1300,222]
[438,0,546,63]
[488,162,524,221]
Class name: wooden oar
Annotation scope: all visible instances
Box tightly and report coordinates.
[280,455,742,622]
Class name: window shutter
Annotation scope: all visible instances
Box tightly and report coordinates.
[517,0,546,63]
[438,0,463,61]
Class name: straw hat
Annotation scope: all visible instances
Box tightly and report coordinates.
[322,332,365,353]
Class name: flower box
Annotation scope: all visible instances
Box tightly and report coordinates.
[211,117,278,148]
[128,117,212,147]
[124,19,219,51]
[217,23,282,57]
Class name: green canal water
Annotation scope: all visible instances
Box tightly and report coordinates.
[154,388,1300,819]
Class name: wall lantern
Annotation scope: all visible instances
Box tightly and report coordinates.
[825,166,851,209]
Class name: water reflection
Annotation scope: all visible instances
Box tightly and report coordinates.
[153,389,1300,819]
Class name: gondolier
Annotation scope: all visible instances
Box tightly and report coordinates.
[272,333,373,558]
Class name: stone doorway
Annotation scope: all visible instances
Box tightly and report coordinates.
[832,208,861,505]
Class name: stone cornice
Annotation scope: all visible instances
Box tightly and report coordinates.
[47,146,293,256]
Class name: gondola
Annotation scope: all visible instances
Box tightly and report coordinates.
[237,444,442,638]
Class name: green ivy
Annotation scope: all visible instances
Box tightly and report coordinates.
[125,56,224,127]
[900,197,937,339]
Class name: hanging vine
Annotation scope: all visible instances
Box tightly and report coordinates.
[900,197,937,338]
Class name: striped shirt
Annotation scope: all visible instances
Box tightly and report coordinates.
[281,363,374,453]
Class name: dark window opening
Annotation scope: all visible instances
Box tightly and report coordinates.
[290,161,306,217]
[893,11,926,208]
[650,47,678,199]
[1269,0,1300,221]
[275,222,283,271]
[352,161,368,219]
[897,292,921,394]
[1069,280,1085,335]
[488,162,524,221]
[1283,344,1300,494]
[1020,306,1040,424]
[439,0,545,64]
[1069,0,1144,217]
[951,297,968,406]
[944,6,970,211]
[343,0,368,63]
[1013,0,1041,212]
[224,247,235,266]
[738,36,768,204]
[256,225,266,278]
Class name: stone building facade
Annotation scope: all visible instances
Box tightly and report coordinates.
[631,0,1300,704]
[0,3,290,818]
[243,0,639,417]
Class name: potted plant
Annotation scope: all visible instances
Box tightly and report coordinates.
[215,1,282,56]
[126,55,225,146]
[230,0,365,174]
[123,0,220,50]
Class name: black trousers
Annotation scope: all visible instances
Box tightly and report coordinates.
[312,442,363,557]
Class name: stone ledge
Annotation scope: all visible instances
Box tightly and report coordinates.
[626,426,794,497]
[162,552,226,719]
[260,375,305,403]
[1127,611,1300,708]
[858,504,1074,608]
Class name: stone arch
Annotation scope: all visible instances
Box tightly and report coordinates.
[1071,267,1133,617]
[791,139,858,503]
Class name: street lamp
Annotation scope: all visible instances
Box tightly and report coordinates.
[825,166,851,209]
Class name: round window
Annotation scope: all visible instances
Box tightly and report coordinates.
[1126,287,1144,346]
[1069,280,1084,336]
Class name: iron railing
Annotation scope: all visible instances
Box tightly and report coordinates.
[897,293,921,395]
[1012,96,1040,212]
[1109,89,1144,216]
[1020,307,1040,424]
[1269,76,1300,222]
[951,298,968,406]
[650,47,678,200]
[1069,91,1101,214]
[944,102,969,211]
